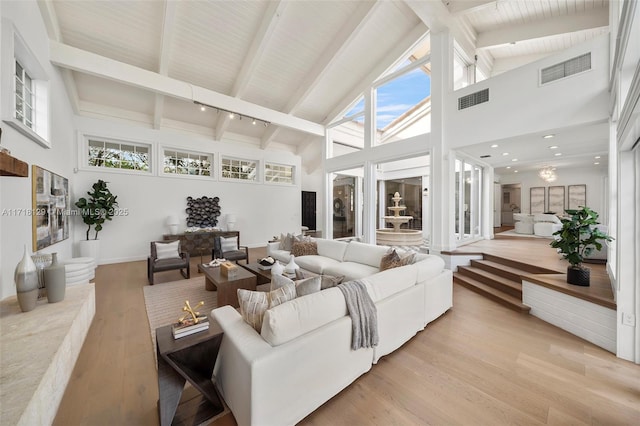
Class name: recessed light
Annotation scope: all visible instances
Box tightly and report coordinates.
[491,144,498,148]
[200,105,206,112]
[554,153,562,156]
[514,170,518,173]
[512,158,518,162]
[594,162,600,165]
[595,155,601,159]
[502,152,509,156]
[506,166,511,169]
[549,145,558,149]
[543,134,555,139]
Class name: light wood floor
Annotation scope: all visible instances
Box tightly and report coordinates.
[54,245,640,425]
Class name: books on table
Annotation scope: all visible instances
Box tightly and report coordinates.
[172,317,209,339]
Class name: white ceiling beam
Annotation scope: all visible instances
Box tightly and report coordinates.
[324,22,429,125]
[49,41,325,137]
[260,125,279,150]
[296,135,320,156]
[476,7,609,49]
[445,0,496,16]
[260,1,379,150]
[153,0,177,130]
[217,0,286,140]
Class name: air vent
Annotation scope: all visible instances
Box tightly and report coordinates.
[458,88,489,110]
[541,53,591,85]
[480,155,491,158]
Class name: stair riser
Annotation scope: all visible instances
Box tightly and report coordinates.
[470,259,522,282]
[453,278,529,313]
[457,267,522,298]
[483,254,557,274]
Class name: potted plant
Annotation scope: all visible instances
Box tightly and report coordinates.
[75,179,118,258]
[550,206,612,286]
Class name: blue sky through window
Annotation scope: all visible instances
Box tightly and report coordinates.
[345,67,431,129]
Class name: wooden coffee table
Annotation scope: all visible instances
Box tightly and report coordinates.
[239,262,274,285]
[197,264,256,308]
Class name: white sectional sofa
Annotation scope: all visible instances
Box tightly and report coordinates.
[211,239,453,426]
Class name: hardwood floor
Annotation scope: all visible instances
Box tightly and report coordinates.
[54,245,640,426]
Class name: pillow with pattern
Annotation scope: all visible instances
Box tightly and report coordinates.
[238,281,297,332]
[291,241,318,257]
[380,249,402,271]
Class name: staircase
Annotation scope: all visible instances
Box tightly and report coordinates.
[453,254,557,313]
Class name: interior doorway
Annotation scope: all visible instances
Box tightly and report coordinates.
[500,183,521,226]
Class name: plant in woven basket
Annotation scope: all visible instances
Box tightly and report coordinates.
[550,206,612,286]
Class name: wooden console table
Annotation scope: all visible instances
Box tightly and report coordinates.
[164,231,240,257]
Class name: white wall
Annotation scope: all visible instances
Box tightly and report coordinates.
[0,0,76,300]
[73,116,303,264]
[497,166,607,218]
[447,35,610,147]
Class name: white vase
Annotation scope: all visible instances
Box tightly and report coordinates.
[78,239,100,260]
[14,245,38,312]
[271,261,284,276]
[284,255,299,275]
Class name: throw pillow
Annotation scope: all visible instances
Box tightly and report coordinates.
[279,233,295,251]
[220,236,238,252]
[269,281,296,307]
[271,273,294,291]
[291,241,318,257]
[380,249,402,271]
[237,289,269,332]
[295,276,322,296]
[155,241,181,260]
[399,252,416,266]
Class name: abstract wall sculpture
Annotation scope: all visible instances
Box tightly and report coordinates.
[186,196,220,228]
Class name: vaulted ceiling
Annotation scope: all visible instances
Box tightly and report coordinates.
[39,0,610,171]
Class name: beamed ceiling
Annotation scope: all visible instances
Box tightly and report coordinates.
[38,0,610,172]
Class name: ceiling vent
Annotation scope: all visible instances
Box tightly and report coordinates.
[458,88,489,110]
[540,53,591,85]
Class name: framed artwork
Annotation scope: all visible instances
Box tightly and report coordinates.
[568,184,587,210]
[530,187,545,214]
[32,165,70,251]
[547,186,565,215]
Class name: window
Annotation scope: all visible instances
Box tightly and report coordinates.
[14,60,33,129]
[87,138,150,172]
[1,21,50,147]
[221,157,258,181]
[163,149,212,176]
[265,163,294,184]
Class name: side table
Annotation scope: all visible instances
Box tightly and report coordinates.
[156,318,225,426]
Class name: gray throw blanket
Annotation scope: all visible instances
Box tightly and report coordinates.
[337,280,379,350]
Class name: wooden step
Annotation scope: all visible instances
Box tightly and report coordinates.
[453,274,531,313]
[482,253,559,274]
[457,265,522,298]
[470,259,530,282]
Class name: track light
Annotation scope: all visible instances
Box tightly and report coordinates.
[193,101,270,127]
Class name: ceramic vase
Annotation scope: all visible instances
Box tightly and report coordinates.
[285,255,300,275]
[44,253,66,303]
[14,245,39,312]
[271,261,284,276]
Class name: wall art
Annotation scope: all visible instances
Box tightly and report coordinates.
[32,165,70,250]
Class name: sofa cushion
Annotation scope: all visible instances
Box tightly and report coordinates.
[296,269,345,290]
[291,241,318,257]
[315,238,349,261]
[295,255,342,275]
[323,262,379,282]
[261,287,347,346]
[296,276,322,296]
[268,248,291,264]
[343,241,389,268]
[380,249,401,271]
[362,264,418,303]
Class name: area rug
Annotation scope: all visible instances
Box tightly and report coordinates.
[143,276,217,361]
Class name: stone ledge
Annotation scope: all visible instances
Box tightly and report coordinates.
[0,284,96,425]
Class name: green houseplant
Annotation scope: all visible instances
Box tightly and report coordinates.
[75,180,118,259]
[550,206,612,286]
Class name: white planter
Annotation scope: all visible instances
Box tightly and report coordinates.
[78,239,100,260]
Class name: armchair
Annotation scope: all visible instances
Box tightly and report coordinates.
[147,240,190,285]
[212,235,248,264]
[513,213,534,234]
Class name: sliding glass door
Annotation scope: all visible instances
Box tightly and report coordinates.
[455,157,483,242]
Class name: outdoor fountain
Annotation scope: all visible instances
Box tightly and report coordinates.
[376,192,423,246]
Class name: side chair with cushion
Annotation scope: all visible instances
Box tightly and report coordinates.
[212,235,248,264]
[148,240,190,285]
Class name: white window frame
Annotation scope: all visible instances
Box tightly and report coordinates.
[161,147,214,180]
[1,19,50,148]
[220,156,259,182]
[264,162,295,185]
[79,133,153,175]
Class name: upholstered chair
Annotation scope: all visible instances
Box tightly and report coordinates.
[513,213,534,234]
[533,214,562,237]
[147,240,190,285]
[212,235,248,264]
